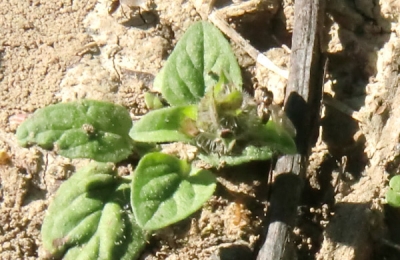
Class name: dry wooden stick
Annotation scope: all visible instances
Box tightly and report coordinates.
[208,11,289,79]
[256,0,324,259]
[323,95,363,122]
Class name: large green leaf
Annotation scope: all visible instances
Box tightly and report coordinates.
[156,21,242,106]
[131,152,216,230]
[41,163,147,260]
[16,100,133,162]
[129,105,198,143]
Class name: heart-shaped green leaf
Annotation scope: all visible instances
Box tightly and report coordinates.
[16,100,133,162]
[386,175,400,207]
[130,105,198,143]
[156,21,242,106]
[41,163,148,260]
[131,152,216,230]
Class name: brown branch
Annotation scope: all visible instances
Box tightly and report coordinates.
[256,0,324,259]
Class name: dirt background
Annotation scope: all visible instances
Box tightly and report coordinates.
[1,0,400,259]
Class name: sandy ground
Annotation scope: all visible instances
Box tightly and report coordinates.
[1,0,400,259]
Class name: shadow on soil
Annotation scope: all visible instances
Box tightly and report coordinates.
[229,3,292,52]
[322,0,390,180]
[296,0,392,259]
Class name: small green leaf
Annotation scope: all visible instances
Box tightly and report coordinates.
[259,120,297,155]
[144,92,165,110]
[157,21,242,106]
[130,105,198,143]
[131,152,216,230]
[41,163,148,260]
[390,175,400,191]
[386,189,400,207]
[213,70,243,111]
[386,175,400,207]
[16,100,134,162]
[198,145,274,167]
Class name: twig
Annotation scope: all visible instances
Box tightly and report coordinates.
[75,42,99,56]
[323,95,363,122]
[256,0,324,259]
[208,11,289,79]
[381,238,400,252]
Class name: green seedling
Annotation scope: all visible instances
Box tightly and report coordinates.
[131,21,296,166]
[16,21,296,259]
[139,79,295,166]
